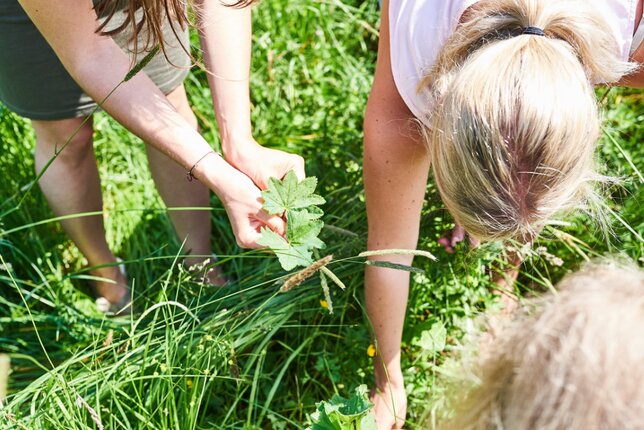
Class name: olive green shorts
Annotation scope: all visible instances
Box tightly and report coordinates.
[0,1,191,120]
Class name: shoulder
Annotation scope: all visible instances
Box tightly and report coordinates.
[388,0,476,121]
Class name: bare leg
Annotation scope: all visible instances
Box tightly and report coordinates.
[32,117,127,303]
[145,84,225,285]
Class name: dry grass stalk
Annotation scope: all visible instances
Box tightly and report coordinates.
[75,392,104,430]
[280,255,333,293]
[320,271,334,314]
[320,266,345,290]
[359,248,437,261]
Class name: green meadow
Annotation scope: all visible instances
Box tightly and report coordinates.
[0,0,642,428]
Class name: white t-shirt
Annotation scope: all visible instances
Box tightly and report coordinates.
[389,0,642,124]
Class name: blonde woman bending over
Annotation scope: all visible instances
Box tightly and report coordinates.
[364,0,643,427]
[441,262,644,430]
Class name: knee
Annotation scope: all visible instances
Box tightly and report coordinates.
[33,118,94,169]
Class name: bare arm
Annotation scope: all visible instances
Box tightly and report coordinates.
[17,0,283,247]
[363,0,430,426]
[195,0,305,189]
[617,44,644,87]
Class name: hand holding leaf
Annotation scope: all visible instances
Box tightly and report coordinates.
[257,171,326,271]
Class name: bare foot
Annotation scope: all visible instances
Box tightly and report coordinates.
[371,381,407,430]
[185,255,228,287]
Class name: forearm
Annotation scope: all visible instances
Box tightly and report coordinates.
[363,98,429,385]
[195,0,254,153]
[17,0,241,195]
[65,43,242,196]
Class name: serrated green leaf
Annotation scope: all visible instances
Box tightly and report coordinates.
[287,210,325,249]
[257,227,313,271]
[413,321,447,353]
[259,171,327,271]
[310,385,376,430]
[262,171,326,215]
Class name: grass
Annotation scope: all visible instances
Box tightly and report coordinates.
[0,0,643,428]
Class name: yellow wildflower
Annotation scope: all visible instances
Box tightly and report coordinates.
[367,344,376,358]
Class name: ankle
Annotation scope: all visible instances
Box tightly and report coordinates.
[90,263,128,302]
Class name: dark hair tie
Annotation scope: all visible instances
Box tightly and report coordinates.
[522,26,546,36]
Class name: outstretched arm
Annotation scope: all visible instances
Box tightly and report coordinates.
[195,0,305,189]
[363,0,430,427]
[17,0,283,248]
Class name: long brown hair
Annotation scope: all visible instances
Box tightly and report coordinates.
[93,0,259,54]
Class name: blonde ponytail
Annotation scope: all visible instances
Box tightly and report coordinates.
[422,0,636,242]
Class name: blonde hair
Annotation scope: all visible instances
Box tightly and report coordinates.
[422,0,636,241]
[441,262,644,430]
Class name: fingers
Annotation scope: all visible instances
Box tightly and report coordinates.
[234,212,286,249]
[451,224,466,247]
[255,209,286,237]
[438,224,470,254]
[289,154,306,182]
[437,237,455,254]
[234,229,261,249]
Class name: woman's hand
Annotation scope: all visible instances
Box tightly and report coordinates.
[192,152,286,249]
[438,223,480,253]
[224,137,306,190]
[217,167,286,249]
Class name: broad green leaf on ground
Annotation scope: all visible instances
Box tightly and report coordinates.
[412,321,447,354]
[309,385,376,430]
[257,227,314,271]
[262,171,325,215]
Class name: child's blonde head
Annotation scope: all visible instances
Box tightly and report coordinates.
[422,0,635,241]
[442,262,644,429]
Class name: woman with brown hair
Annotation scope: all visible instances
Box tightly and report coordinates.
[0,0,304,313]
[364,0,643,427]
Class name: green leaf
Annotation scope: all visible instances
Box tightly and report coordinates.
[257,228,313,271]
[287,210,325,249]
[262,171,325,215]
[310,385,376,430]
[259,171,327,271]
[412,321,447,354]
